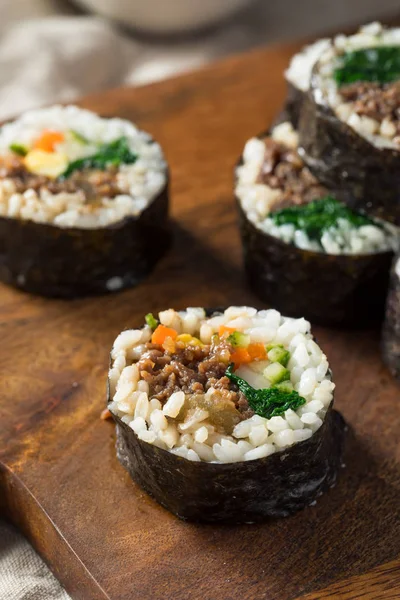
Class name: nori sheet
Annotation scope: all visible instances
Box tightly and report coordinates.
[0,182,170,297]
[236,196,393,326]
[113,408,345,523]
[283,81,307,129]
[108,309,345,523]
[382,256,400,378]
[298,82,400,225]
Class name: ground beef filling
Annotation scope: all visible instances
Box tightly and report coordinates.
[258,138,327,210]
[340,81,400,131]
[0,154,123,200]
[137,341,254,428]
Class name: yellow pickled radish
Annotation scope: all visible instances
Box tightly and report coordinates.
[176,334,193,343]
[24,149,68,178]
[176,333,204,347]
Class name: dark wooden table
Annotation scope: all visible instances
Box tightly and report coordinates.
[1,40,400,600]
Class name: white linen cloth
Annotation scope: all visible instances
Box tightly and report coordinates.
[0,15,209,120]
[1,1,400,597]
[0,521,70,599]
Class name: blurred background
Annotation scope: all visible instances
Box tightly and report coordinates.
[1,0,400,120]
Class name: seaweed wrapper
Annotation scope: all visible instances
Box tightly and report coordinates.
[0,182,170,297]
[236,196,393,326]
[382,256,400,378]
[298,79,400,225]
[283,81,307,129]
[113,408,344,523]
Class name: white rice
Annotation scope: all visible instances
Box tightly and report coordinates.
[235,121,398,255]
[108,306,335,464]
[285,38,331,92]
[0,105,167,228]
[312,22,400,149]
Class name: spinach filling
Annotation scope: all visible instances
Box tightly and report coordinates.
[334,45,400,86]
[226,363,306,419]
[61,136,138,178]
[270,195,374,242]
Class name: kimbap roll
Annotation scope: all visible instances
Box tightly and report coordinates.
[107,306,345,523]
[299,22,400,225]
[382,256,400,378]
[0,105,170,297]
[235,121,397,326]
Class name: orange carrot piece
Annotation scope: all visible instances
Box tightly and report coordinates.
[100,408,112,420]
[151,324,178,345]
[230,347,252,367]
[219,325,235,338]
[247,343,267,361]
[33,130,65,153]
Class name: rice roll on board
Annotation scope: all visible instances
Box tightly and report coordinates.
[0,105,170,297]
[298,22,400,225]
[382,255,400,378]
[235,121,397,326]
[107,306,345,523]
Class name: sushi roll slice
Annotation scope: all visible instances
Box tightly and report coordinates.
[298,22,400,225]
[382,255,400,378]
[235,121,397,326]
[107,306,345,523]
[0,105,170,297]
[285,37,331,127]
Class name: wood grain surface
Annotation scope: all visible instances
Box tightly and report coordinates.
[1,40,400,600]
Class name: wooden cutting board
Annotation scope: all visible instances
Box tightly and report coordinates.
[1,39,400,600]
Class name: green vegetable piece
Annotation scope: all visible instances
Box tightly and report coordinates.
[145,313,159,330]
[266,344,290,367]
[61,136,138,178]
[10,143,28,156]
[69,129,89,144]
[226,363,305,419]
[273,381,294,393]
[263,362,290,384]
[270,195,375,243]
[227,331,250,348]
[334,46,400,86]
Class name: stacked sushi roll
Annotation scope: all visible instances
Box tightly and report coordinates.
[298,22,400,225]
[108,306,345,522]
[235,120,397,325]
[235,22,400,326]
[0,105,170,297]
